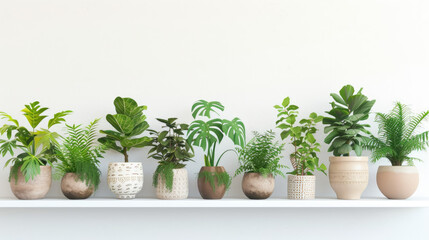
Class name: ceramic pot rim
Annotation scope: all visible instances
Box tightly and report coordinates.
[378,165,418,173]
[329,156,368,162]
[108,162,142,165]
[288,174,316,180]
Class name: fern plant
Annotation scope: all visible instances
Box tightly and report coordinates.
[364,102,429,166]
[0,102,71,182]
[55,119,104,190]
[148,118,194,191]
[235,131,286,178]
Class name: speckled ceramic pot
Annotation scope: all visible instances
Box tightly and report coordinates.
[242,172,275,199]
[10,166,52,200]
[288,175,316,200]
[377,166,419,199]
[61,173,94,199]
[156,168,188,200]
[107,162,143,199]
[198,166,227,199]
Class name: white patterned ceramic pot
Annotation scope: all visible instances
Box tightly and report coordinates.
[156,168,188,200]
[287,175,316,200]
[329,156,368,200]
[107,162,143,199]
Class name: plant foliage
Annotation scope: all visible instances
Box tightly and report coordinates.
[0,102,71,182]
[98,97,152,162]
[199,170,231,192]
[323,85,375,156]
[363,102,429,166]
[275,97,327,175]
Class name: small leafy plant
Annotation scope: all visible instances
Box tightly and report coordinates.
[55,119,104,190]
[274,97,326,175]
[364,102,429,166]
[0,101,71,182]
[148,118,194,191]
[98,97,152,162]
[323,85,376,156]
[235,131,286,177]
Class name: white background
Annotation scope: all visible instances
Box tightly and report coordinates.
[1,0,429,239]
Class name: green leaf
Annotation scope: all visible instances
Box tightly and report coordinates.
[348,95,368,112]
[222,118,246,148]
[282,97,290,107]
[354,100,375,115]
[339,85,354,103]
[106,114,134,134]
[191,100,224,119]
[120,136,152,148]
[34,129,60,150]
[114,97,147,117]
[338,144,352,155]
[48,110,72,129]
[330,93,347,106]
[22,101,48,129]
[0,112,19,126]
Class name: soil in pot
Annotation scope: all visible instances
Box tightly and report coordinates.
[10,166,52,200]
[107,162,143,199]
[377,166,419,199]
[61,173,94,199]
[156,168,189,200]
[242,172,275,199]
[198,166,228,199]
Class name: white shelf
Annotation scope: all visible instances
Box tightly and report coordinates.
[0,198,428,208]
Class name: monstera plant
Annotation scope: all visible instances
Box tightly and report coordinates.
[187,100,245,199]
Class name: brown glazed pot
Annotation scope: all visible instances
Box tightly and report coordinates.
[242,172,275,199]
[198,166,227,199]
[10,166,52,200]
[377,166,419,199]
[61,173,94,199]
[329,156,368,200]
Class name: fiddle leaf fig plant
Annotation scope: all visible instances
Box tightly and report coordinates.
[98,97,152,162]
[323,85,376,156]
[275,97,326,175]
[0,102,72,182]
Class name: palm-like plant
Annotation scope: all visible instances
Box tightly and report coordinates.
[364,102,429,166]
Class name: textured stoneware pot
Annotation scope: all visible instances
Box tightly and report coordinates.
[198,166,227,199]
[156,168,189,200]
[10,166,52,200]
[242,172,275,199]
[107,162,143,199]
[329,156,368,200]
[287,175,316,200]
[61,173,94,199]
[377,166,419,199]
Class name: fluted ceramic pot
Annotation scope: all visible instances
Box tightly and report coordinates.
[329,156,368,200]
[198,166,227,199]
[107,162,143,199]
[156,168,188,200]
[288,175,316,200]
[61,173,94,199]
[242,173,275,199]
[377,166,419,199]
[10,166,52,200]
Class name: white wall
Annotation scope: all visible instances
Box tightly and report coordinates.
[1,0,429,239]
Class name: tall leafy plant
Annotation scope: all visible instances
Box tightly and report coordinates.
[323,85,375,156]
[364,102,429,166]
[275,97,326,175]
[0,102,71,182]
[55,119,104,190]
[98,97,152,162]
[149,118,194,191]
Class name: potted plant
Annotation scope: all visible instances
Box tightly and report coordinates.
[0,101,71,199]
[323,85,375,200]
[148,118,194,200]
[274,97,327,200]
[187,100,246,199]
[364,102,428,199]
[98,97,152,199]
[235,131,285,199]
[55,119,105,199]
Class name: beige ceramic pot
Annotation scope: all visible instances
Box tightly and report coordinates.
[288,175,316,200]
[242,172,275,199]
[61,173,94,199]
[329,156,368,200]
[10,166,52,200]
[156,168,189,200]
[107,162,143,199]
[377,166,419,199]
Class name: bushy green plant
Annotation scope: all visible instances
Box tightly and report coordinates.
[235,131,286,177]
[55,119,104,190]
[275,97,326,175]
[323,85,376,156]
[148,118,194,191]
[0,101,71,182]
[98,97,152,162]
[364,102,429,166]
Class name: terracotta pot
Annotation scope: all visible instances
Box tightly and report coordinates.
[198,166,227,199]
[242,172,275,199]
[156,168,188,200]
[107,162,143,199]
[10,166,52,200]
[377,166,419,199]
[61,173,94,199]
[288,175,315,200]
[329,156,368,200]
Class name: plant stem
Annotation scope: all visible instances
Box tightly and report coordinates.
[123,147,129,163]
